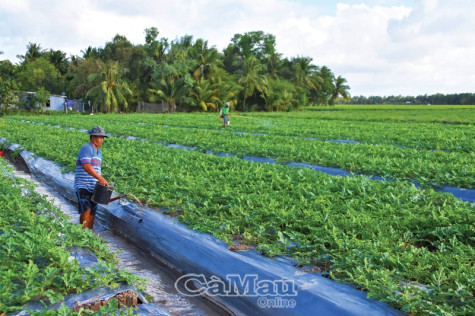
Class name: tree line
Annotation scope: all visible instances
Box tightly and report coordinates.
[345,93,475,105]
[0,28,351,113]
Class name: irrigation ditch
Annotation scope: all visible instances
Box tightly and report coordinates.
[2,148,231,316]
[1,142,402,315]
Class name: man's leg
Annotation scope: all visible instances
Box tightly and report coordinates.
[79,209,94,229]
[87,212,95,229]
[77,189,96,230]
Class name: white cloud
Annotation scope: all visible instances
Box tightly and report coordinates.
[0,0,29,12]
[1,0,474,96]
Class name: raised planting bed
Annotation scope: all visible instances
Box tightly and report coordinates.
[1,140,473,313]
[0,158,151,315]
[7,143,402,315]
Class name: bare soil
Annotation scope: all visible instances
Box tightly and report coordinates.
[70,289,139,312]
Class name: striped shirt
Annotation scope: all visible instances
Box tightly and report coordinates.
[74,142,102,192]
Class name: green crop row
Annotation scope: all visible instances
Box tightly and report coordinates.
[11,116,475,188]
[297,104,475,125]
[1,121,474,314]
[0,159,143,314]
[99,111,475,152]
[230,113,475,152]
[12,104,475,124]
[10,111,475,153]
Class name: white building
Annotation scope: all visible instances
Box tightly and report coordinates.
[48,94,66,111]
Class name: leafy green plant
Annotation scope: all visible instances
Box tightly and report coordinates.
[1,113,474,314]
[9,115,474,187]
[0,160,144,314]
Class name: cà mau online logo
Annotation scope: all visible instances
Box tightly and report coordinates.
[175,273,298,298]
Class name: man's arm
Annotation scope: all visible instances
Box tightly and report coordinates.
[82,163,109,186]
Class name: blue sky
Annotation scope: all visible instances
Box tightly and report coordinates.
[1,0,474,96]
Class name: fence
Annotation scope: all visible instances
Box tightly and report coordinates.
[136,101,170,113]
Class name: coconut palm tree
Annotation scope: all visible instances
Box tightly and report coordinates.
[81,46,100,59]
[190,39,221,80]
[47,49,69,75]
[17,42,45,63]
[189,77,219,111]
[238,56,268,111]
[263,79,297,111]
[168,35,193,64]
[86,61,133,112]
[209,69,241,111]
[330,76,351,105]
[154,40,169,64]
[148,77,189,113]
[266,52,282,79]
[315,66,336,106]
[292,56,324,92]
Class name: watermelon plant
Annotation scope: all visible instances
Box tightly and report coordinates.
[0,159,144,314]
[12,110,475,152]
[10,116,475,188]
[1,119,473,314]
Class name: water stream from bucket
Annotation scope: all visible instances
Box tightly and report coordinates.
[7,162,229,316]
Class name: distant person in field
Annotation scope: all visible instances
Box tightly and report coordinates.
[74,126,109,229]
[220,102,230,128]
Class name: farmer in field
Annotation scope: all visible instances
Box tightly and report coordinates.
[219,102,230,128]
[74,126,109,229]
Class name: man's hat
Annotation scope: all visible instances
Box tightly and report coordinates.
[225,102,229,107]
[88,126,108,137]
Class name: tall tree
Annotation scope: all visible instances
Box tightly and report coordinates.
[17,43,45,63]
[86,61,133,112]
[125,45,149,100]
[291,56,322,106]
[0,79,21,111]
[189,78,218,111]
[266,52,282,79]
[147,57,193,113]
[317,66,335,106]
[66,58,101,98]
[168,35,194,65]
[0,60,17,81]
[148,37,169,65]
[209,68,241,111]
[263,79,297,111]
[144,27,159,46]
[102,35,134,68]
[230,31,276,61]
[190,39,220,80]
[223,31,276,75]
[292,56,318,89]
[330,76,351,105]
[81,46,100,60]
[238,56,268,110]
[46,49,69,75]
[148,76,192,113]
[17,57,63,93]
[33,87,51,112]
